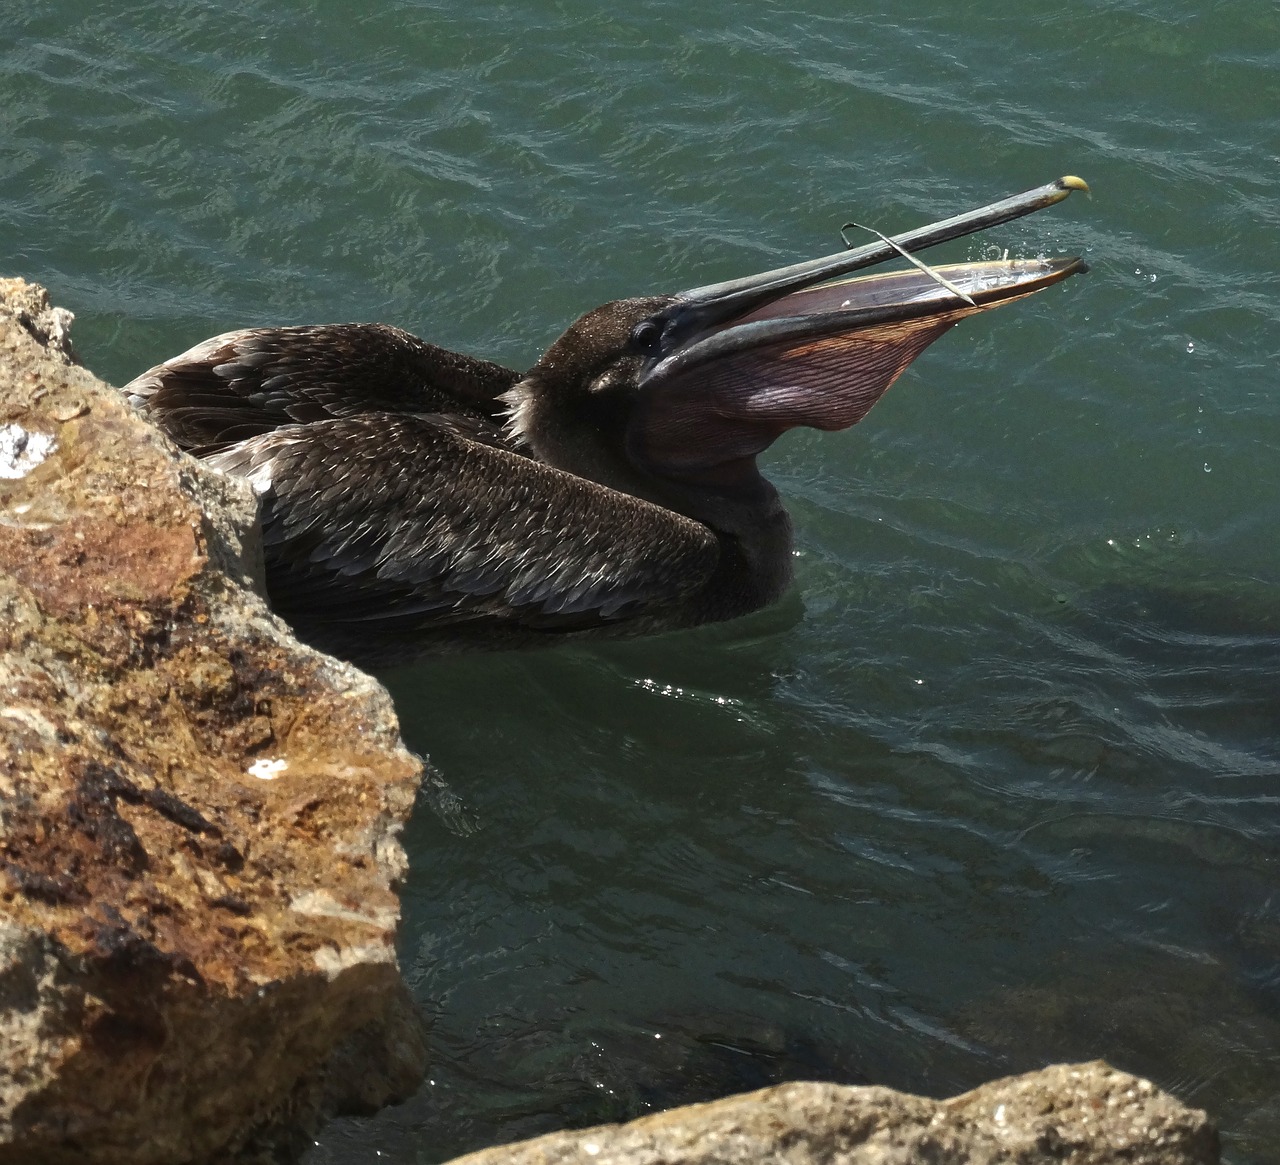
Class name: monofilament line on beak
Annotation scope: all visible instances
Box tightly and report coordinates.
[840,220,979,307]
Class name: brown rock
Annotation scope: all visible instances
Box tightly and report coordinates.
[0,278,426,1163]
[445,1061,1219,1165]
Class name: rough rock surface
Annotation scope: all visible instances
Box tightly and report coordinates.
[0,278,426,1163]
[446,1061,1219,1165]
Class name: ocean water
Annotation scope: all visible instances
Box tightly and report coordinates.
[3,2,1278,1162]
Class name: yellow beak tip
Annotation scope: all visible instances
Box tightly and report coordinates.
[1059,174,1091,194]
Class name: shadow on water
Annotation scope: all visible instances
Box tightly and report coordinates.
[314,601,908,1162]
[300,568,1280,1165]
[383,1008,863,1158]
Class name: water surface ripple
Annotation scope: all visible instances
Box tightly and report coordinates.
[3,3,1278,1162]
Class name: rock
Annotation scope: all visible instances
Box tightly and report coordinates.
[0,278,426,1163]
[0,277,78,366]
[444,1061,1219,1165]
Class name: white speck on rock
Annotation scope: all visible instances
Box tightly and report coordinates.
[312,942,395,978]
[583,1144,600,1157]
[0,424,57,480]
[247,757,288,780]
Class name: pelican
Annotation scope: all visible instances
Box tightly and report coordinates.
[125,177,1088,666]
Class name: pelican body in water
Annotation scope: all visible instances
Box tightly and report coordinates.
[126,178,1088,666]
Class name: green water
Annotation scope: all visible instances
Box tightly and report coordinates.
[4,2,1279,1162]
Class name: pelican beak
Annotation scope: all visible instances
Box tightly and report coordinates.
[627,178,1088,475]
[663,175,1088,339]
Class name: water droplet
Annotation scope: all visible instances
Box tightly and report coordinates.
[1149,273,1157,282]
[1203,463,1212,473]
[1134,267,1142,275]
[1186,341,1195,353]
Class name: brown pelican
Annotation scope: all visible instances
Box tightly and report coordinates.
[125,177,1088,666]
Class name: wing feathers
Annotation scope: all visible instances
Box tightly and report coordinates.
[214,415,720,651]
[124,323,520,454]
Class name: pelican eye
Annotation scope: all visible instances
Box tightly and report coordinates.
[629,320,663,354]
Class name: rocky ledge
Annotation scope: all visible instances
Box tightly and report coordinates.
[0,278,425,1163]
[447,1061,1218,1165]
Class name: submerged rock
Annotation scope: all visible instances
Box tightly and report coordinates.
[444,1061,1218,1165]
[0,279,425,1163]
